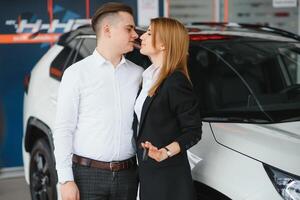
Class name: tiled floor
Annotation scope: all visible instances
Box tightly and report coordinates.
[0,176,31,200]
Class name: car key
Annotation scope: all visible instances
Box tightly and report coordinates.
[142,148,149,161]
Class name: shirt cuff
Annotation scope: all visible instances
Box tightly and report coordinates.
[57,167,74,184]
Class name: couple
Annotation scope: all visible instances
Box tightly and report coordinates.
[53,2,202,200]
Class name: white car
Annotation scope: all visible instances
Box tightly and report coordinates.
[23,24,300,200]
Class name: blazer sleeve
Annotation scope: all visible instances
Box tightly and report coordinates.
[167,71,202,151]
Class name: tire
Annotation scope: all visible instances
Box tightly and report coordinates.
[29,138,57,200]
[194,181,231,200]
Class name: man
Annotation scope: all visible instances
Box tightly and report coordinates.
[53,3,143,200]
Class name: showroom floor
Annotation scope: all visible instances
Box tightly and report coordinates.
[0,176,30,200]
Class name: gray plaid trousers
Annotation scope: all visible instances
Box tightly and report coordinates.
[72,163,138,200]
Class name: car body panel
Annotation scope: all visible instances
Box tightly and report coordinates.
[210,122,300,175]
[189,123,282,200]
[22,45,62,182]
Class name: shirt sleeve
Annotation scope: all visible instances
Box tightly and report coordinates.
[53,68,79,183]
[167,71,202,151]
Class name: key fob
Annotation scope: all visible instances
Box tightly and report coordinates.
[142,148,149,161]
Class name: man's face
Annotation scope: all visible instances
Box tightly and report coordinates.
[110,12,138,54]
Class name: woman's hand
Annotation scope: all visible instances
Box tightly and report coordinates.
[141,141,168,162]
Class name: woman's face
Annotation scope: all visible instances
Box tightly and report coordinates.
[140,25,161,57]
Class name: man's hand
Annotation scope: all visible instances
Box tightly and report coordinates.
[61,181,80,200]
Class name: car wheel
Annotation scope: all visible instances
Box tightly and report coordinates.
[29,138,57,200]
[194,181,230,200]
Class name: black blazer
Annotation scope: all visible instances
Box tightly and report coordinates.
[133,70,202,168]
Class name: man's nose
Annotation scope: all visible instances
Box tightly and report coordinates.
[132,30,138,39]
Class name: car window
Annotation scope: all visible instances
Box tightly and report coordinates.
[189,45,260,119]
[50,38,81,80]
[75,38,96,62]
[63,39,83,72]
[50,37,96,81]
[189,40,300,123]
[278,46,300,84]
[126,47,151,70]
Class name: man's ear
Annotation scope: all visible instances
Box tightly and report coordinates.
[103,24,111,37]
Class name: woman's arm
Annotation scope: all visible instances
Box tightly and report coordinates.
[167,71,202,151]
[142,71,202,162]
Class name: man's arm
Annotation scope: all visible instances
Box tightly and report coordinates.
[53,68,80,199]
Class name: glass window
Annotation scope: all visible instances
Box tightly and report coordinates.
[189,45,260,121]
[50,37,96,80]
[189,40,300,123]
[278,46,300,84]
[76,38,96,62]
[126,48,151,70]
[50,38,81,80]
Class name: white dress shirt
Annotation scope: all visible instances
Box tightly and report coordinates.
[134,64,160,122]
[54,49,143,183]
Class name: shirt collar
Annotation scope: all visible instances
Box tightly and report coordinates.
[143,64,161,80]
[92,49,127,68]
[92,49,106,66]
[119,55,127,66]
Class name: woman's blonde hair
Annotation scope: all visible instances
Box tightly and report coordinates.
[148,17,190,97]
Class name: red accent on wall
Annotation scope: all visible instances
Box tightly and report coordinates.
[224,0,228,23]
[47,0,53,27]
[274,12,289,17]
[0,33,61,44]
[166,0,170,17]
[86,0,90,19]
[212,0,216,22]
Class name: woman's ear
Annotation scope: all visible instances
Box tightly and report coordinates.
[160,45,165,51]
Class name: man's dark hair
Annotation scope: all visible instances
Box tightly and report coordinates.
[91,2,133,32]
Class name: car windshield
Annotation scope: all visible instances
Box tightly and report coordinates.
[189,38,300,123]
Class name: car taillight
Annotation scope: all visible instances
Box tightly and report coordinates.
[49,67,63,81]
[24,74,31,94]
[190,34,234,41]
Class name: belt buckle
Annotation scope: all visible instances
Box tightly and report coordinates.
[109,161,120,172]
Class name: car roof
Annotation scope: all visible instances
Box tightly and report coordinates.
[57,25,147,46]
[187,22,300,42]
[58,22,300,46]
[57,25,95,46]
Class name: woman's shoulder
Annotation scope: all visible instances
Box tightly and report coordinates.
[165,70,190,86]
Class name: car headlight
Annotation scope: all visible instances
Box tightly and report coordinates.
[264,164,300,200]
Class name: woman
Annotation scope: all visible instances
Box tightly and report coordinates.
[134,17,202,200]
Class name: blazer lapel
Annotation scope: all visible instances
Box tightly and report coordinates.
[137,95,155,139]
[136,86,142,98]
[133,85,142,140]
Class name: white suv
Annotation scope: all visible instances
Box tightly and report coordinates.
[23,24,300,200]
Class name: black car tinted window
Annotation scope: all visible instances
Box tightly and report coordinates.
[50,37,96,81]
[126,48,151,70]
[76,38,96,62]
[190,40,300,123]
[189,46,255,112]
[50,38,81,80]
